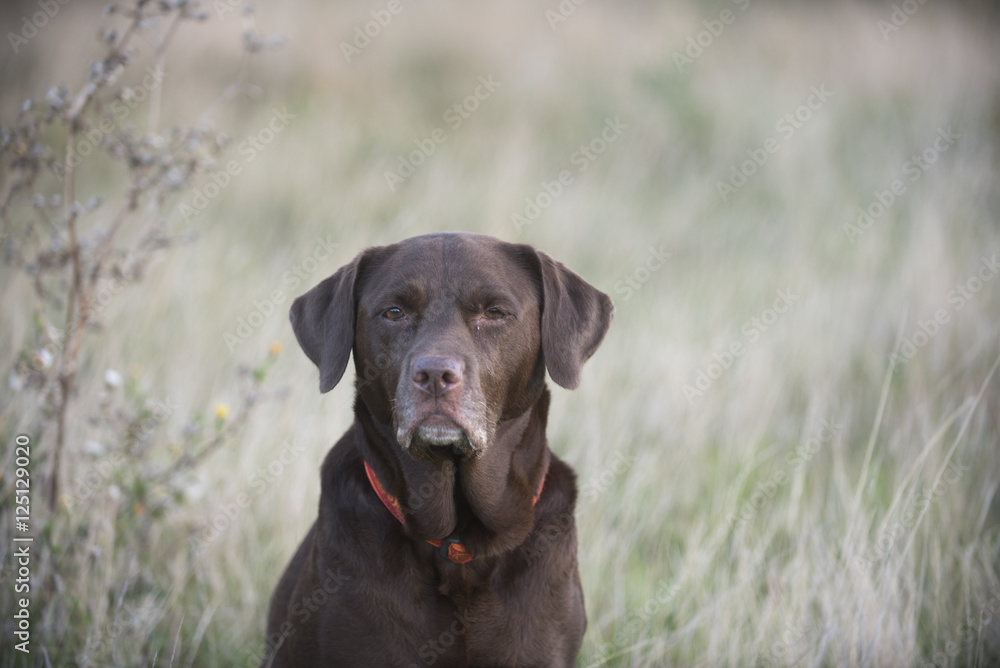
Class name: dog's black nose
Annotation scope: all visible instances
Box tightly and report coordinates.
[411,356,463,396]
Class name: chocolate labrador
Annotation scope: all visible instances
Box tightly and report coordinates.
[264,232,613,667]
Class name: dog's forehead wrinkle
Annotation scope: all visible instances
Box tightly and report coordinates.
[369,275,425,309]
[375,236,536,316]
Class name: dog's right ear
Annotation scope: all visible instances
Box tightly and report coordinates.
[289,256,360,394]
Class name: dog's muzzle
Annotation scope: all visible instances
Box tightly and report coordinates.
[395,354,490,458]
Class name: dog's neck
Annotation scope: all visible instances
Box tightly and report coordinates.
[353,388,552,559]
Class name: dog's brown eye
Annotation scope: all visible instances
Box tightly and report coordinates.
[484,307,505,319]
[383,307,405,320]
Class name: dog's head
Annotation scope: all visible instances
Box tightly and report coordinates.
[290,232,613,461]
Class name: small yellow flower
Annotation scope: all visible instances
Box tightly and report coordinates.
[269,341,282,357]
[132,502,145,517]
[214,403,230,421]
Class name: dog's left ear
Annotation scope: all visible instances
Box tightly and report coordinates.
[530,249,614,390]
[289,255,361,394]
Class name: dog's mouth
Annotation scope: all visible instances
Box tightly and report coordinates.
[408,414,474,460]
[415,414,464,446]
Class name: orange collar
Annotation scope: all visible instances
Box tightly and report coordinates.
[363,459,546,564]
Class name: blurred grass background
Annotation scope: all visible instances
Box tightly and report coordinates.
[1,0,1000,665]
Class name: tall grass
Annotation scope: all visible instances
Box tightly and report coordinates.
[1,0,999,666]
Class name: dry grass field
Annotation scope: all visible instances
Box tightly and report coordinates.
[1,0,1000,666]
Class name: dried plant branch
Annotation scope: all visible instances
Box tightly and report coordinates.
[0,0,279,512]
[1,4,285,657]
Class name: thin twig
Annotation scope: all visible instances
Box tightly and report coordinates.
[90,187,140,272]
[45,2,182,510]
[48,119,84,509]
[148,11,184,134]
[149,391,257,485]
